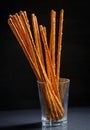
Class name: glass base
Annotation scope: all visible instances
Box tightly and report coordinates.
[42,119,67,127]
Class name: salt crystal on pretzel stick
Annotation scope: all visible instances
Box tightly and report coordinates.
[56,9,64,84]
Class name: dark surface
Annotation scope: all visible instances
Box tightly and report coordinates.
[0,0,90,110]
[0,107,90,130]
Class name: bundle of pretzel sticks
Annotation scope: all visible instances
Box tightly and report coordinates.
[8,9,64,121]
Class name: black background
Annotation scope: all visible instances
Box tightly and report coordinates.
[0,0,90,110]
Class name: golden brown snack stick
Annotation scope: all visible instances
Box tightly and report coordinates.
[9,14,54,118]
[40,25,64,117]
[23,11,35,47]
[8,10,65,121]
[16,13,44,82]
[8,18,41,81]
[46,84,59,120]
[19,12,45,83]
[44,84,55,120]
[39,25,60,98]
[56,9,64,84]
[43,27,51,80]
[14,14,41,78]
[40,26,60,119]
[43,77,64,119]
[20,12,56,119]
[22,12,41,71]
[49,10,56,75]
[19,11,39,70]
[31,14,44,66]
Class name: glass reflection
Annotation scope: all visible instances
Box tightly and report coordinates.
[42,125,68,130]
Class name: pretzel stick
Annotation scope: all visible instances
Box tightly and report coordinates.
[18,12,47,83]
[49,10,56,75]
[18,15,47,83]
[40,26,59,120]
[8,18,41,81]
[46,84,59,120]
[9,15,54,119]
[8,11,49,121]
[40,25,60,98]
[38,81,55,120]
[27,17,54,119]
[40,26,57,120]
[10,15,53,117]
[30,16,54,118]
[22,11,42,74]
[31,14,44,66]
[56,9,64,84]
[40,26,52,83]
[15,14,42,80]
[43,27,51,80]
[20,12,46,83]
[23,11,35,47]
[31,14,46,82]
[30,22,57,119]
[19,11,39,71]
[8,10,65,121]
[18,12,49,84]
[46,81,64,119]
[45,80,64,118]
[12,14,34,59]
[31,14,39,47]
[21,12,52,114]
[32,39,56,120]
[39,25,64,119]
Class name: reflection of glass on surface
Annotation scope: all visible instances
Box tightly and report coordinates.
[42,125,68,130]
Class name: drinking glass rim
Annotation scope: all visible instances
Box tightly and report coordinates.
[37,78,70,84]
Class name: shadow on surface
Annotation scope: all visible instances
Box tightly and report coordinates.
[0,122,68,130]
[0,122,42,130]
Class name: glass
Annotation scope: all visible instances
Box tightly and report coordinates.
[37,78,70,127]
